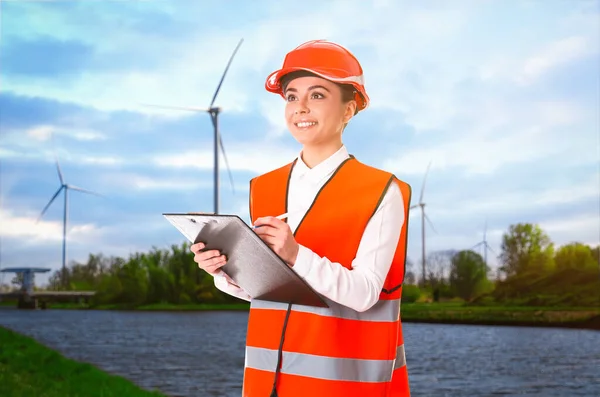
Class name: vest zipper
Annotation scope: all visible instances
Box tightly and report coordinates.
[269,156,351,395]
[269,302,292,397]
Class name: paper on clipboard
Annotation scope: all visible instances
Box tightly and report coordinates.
[163,213,221,243]
[163,212,328,308]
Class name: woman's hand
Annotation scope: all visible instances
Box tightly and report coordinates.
[253,216,299,266]
[190,242,226,275]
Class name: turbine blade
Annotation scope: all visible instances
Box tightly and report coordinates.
[55,159,64,185]
[67,185,104,198]
[37,186,63,222]
[209,38,244,109]
[410,204,419,209]
[471,241,484,250]
[139,103,209,113]
[483,218,488,240]
[218,134,235,194]
[424,212,438,234]
[419,160,432,203]
[51,133,64,184]
[485,242,497,255]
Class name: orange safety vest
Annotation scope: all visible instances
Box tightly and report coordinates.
[244,155,412,397]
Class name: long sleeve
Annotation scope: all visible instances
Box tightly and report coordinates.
[213,270,252,302]
[291,182,405,312]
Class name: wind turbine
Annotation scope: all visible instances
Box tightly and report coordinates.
[37,147,102,289]
[472,218,496,267]
[410,161,437,286]
[141,38,243,214]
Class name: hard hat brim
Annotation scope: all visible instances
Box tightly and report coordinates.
[265,66,369,111]
[266,66,363,92]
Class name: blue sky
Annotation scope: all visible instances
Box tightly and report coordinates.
[1,0,599,286]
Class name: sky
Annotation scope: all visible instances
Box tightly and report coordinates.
[0,0,599,286]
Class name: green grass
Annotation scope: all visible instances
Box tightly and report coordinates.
[400,302,600,328]
[0,326,167,397]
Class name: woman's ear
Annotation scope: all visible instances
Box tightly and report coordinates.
[344,100,357,123]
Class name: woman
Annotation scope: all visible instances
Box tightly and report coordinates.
[191,39,412,397]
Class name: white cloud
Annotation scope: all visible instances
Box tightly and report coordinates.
[533,180,600,207]
[76,155,122,166]
[382,97,593,176]
[131,177,203,191]
[259,99,288,138]
[517,36,592,85]
[540,213,600,247]
[48,148,123,168]
[0,147,22,159]
[99,172,218,192]
[542,214,599,235]
[21,125,107,142]
[0,208,104,244]
[27,125,54,141]
[70,130,106,141]
[433,174,600,218]
[0,143,125,167]
[154,141,299,174]
[2,127,299,172]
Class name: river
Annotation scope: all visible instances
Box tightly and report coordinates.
[1,308,598,396]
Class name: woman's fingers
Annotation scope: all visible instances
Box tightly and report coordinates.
[190,243,228,275]
[254,225,282,240]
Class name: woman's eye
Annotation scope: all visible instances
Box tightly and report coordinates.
[311,92,324,99]
[286,95,297,101]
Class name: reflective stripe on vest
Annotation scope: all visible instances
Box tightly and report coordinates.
[251,296,400,323]
[245,344,407,383]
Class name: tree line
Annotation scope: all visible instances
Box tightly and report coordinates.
[6,222,600,307]
[403,223,599,306]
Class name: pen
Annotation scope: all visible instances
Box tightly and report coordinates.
[252,212,289,229]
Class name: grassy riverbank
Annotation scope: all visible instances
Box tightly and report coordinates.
[0,326,167,397]
[400,302,600,329]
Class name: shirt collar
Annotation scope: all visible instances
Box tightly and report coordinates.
[293,145,350,182]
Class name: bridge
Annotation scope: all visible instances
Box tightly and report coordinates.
[0,267,96,309]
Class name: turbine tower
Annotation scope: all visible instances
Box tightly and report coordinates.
[142,38,243,214]
[37,149,102,289]
[472,218,496,267]
[410,161,437,286]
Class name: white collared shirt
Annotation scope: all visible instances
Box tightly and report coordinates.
[214,145,405,312]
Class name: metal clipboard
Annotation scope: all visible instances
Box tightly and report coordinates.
[163,213,328,308]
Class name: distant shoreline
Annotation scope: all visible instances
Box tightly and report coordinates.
[3,301,599,330]
[399,316,600,331]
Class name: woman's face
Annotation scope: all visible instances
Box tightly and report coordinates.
[283,75,356,148]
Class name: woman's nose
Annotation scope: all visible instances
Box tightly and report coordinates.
[295,100,309,114]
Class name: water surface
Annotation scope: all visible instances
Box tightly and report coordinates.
[1,308,598,396]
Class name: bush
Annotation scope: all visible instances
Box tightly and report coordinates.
[468,295,496,306]
[402,285,421,303]
[491,267,600,307]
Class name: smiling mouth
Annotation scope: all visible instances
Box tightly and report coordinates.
[295,121,318,128]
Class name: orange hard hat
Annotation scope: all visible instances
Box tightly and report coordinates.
[265,39,370,113]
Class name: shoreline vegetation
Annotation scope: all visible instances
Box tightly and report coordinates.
[2,222,598,330]
[0,325,167,397]
[2,300,599,330]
